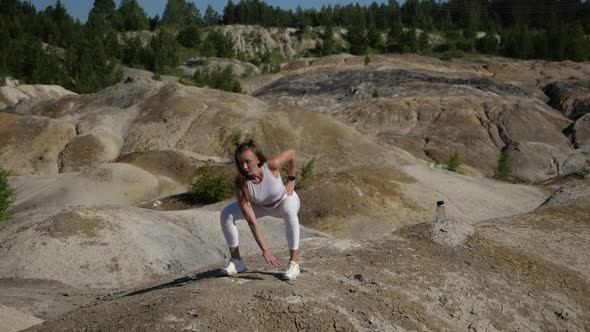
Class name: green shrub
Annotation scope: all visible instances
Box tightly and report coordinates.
[476,33,499,54]
[242,65,253,78]
[433,42,452,53]
[189,166,232,204]
[455,38,474,52]
[493,150,526,183]
[297,158,315,189]
[281,158,315,190]
[438,49,464,61]
[177,24,201,48]
[230,132,242,148]
[446,150,461,173]
[0,168,16,221]
[192,65,242,92]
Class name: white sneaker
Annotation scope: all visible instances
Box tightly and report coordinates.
[283,261,300,281]
[220,258,247,276]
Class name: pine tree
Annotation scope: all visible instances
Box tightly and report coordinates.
[177,23,201,48]
[88,0,121,31]
[202,30,234,58]
[149,29,180,73]
[87,0,121,37]
[400,28,417,53]
[162,0,201,30]
[367,25,383,52]
[446,150,461,172]
[532,30,549,60]
[318,5,334,27]
[204,5,220,26]
[347,23,367,55]
[417,29,430,54]
[516,26,533,59]
[118,0,148,31]
[184,2,201,26]
[501,28,519,58]
[476,32,499,54]
[123,36,143,67]
[375,3,388,30]
[547,16,566,61]
[386,1,403,52]
[566,23,589,61]
[223,0,236,25]
[149,15,160,31]
[320,25,337,56]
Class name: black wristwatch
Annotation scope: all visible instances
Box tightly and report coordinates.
[287,175,296,181]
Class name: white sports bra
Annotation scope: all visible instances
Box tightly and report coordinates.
[247,163,287,208]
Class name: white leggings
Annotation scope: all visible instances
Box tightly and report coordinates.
[220,192,301,250]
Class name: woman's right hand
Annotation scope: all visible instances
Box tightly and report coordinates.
[262,250,281,268]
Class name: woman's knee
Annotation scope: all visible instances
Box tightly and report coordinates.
[281,194,300,217]
[220,202,239,224]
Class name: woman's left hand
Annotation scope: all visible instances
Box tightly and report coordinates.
[262,250,281,267]
[285,180,295,195]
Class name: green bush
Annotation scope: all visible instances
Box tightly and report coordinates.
[193,65,242,92]
[177,24,201,48]
[230,132,242,148]
[455,38,474,52]
[282,158,315,190]
[189,166,232,204]
[200,30,234,58]
[476,33,499,54]
[297,159,315,189]
[493,150,526,183]
[0,168,16,221]
[438,49,464,61]
[446,150,461,173]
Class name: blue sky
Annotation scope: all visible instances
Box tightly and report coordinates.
[31,0,392,22]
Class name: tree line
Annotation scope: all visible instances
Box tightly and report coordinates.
[1,0,590,94]
[0,0,237,93]
[223,0,590,59]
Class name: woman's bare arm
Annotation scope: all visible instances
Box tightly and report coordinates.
[267,149,296,195]
[266,149,296,174]
[237,194,281,267]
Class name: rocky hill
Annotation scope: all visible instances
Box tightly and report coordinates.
[0,53,588,331]
[21,182,590,331]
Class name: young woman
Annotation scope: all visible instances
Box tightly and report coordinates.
[219,140,301,280]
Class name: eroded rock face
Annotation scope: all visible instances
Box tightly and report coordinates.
[572,113,590,148]
[544,80,590,120]
[216,25,348,58]
[59,134,120,173]
[0,113,76,175]
[255,61,579,180]
[179,57,261,77]
[114,150,198,187]
[255,66,530,114]
[0,84,76,110]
